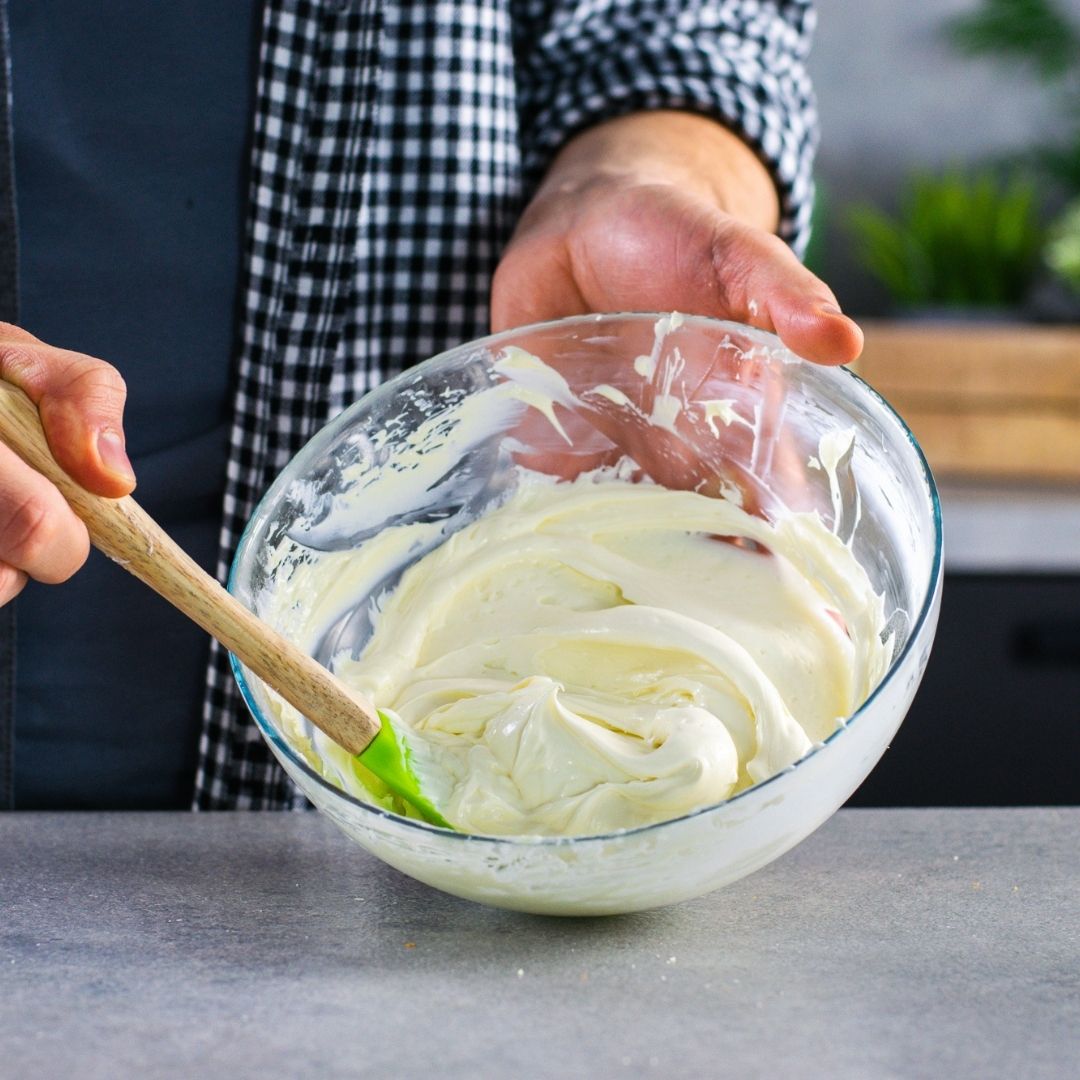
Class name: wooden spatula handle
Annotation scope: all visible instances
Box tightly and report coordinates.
[0,380,380,755]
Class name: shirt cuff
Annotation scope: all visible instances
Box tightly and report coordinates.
[517,28,818,257]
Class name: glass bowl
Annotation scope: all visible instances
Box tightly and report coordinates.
[229,313,942,916]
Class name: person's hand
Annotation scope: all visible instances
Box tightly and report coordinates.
[491,111,863,366]
[490,113,859,514]
[0,323,135,605]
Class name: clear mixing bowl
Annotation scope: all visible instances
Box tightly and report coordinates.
[229,313,942,916]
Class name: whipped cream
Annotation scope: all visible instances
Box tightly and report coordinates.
[291,470,887,837]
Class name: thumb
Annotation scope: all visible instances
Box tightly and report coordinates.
[707,220,864,367]
[0,323,136,497]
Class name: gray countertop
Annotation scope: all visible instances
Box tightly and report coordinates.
[2,809,1077,1079]
[940,482,1080,575]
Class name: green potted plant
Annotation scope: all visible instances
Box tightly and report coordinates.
[945,0,1080,319]
[847,167,1045,315]
[1046,198,1080,292]
[846,0,1080,320]
[946,0,1080,190]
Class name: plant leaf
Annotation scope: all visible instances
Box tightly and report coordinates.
[846,167,1044,308]
[946,0,1080,82]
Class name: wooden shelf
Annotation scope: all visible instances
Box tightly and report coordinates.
[851,320,1080,483]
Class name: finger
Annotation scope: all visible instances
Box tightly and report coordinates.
[707,224,864,367]
[0,562,28,606]
[0,441,91,584]
[766,294,864,368]
[490,234,590,334]
[0,322,136,497]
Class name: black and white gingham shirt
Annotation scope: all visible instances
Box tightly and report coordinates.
[195,0,819,809]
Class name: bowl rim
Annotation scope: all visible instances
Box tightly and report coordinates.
[228,311,944,847]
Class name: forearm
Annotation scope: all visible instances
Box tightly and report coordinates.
[511,1,817,252]
[530,111,781,235]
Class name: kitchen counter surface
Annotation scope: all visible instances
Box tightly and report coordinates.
[2,808,1077,1079]
[940,482,1080,574]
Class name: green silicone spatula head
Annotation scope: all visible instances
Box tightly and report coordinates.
[0,380,451,829]
[360,717,450,827]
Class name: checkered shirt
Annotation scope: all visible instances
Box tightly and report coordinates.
[194,0,819,809]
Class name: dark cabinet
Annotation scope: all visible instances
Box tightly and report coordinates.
[848,574,1080,807]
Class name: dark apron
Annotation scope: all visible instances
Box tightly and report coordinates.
[0,0,19,809]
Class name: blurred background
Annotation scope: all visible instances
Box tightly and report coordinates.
[809,0,1080,808]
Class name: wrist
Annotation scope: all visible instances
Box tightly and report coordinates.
[532,111,780,234]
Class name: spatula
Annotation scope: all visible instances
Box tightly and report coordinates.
[0,380,451,828]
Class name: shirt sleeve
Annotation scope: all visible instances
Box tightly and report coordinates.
[511,1,819,256]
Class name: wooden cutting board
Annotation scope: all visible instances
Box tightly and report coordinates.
[850,320,1080,483]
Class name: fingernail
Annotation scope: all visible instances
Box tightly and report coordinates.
[96,429,136,483]
[819,303,843,317]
